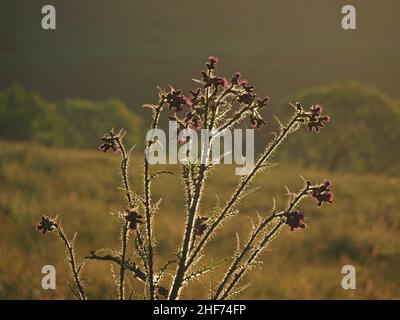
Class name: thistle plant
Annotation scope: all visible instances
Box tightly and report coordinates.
[37,56,333,300]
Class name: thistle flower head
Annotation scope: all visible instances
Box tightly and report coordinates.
[210,77,228,89]
[125,208,143,231]
[301,104,331,132]
[194,216,208,236]
[201,70,228,90]
[237,91,256,105]
[206,56,219,70]
[240,80,254,92]
[312,180,334,206]
[165,90,188,113]
[99,130,121,153]
[189,116,203,130]
[285,210,306,231]
[37,215,56,234]
[236,79,256,105]
[188,88,202,107]
[231,72,241,85]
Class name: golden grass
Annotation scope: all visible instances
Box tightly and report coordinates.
[0,140,399,299]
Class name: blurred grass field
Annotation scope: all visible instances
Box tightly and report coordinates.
[1,140,399,299]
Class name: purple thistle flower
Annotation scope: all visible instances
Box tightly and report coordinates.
[231,72,241,85]
[312,181,334,206]
[285,210,307,231]
[165,90,188,113]
[194,216,208,236]
[206,56,219,70]
[99,130,120,153]
[125,208,143,231]
[304,104,331,133]
[237,91,256,105]
[189,88,202,106]
[190,116,203,131]
[210,77,228,89]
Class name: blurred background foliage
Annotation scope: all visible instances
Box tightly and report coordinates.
[1,81,399,175]
[276,81,400,175]
[0,84,142,149]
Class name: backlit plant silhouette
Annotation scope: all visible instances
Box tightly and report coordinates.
[37,56,333,300]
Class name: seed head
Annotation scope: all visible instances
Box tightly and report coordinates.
[99,130,120,153]
[37,215,56,234]
[125,208,143,231]
[194,216,208,236]
[285,210,306,231]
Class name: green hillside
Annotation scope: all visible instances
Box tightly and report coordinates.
[275,81,400,175]
[0,84,142,149]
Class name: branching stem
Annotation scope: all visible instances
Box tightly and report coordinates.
[186,113,301,272]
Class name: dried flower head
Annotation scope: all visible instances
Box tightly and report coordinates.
[237,91,255,105]
[302,104,331,132]
[189,116,203,130]
[285,210,306,231]
[188,88,202,107]
[237,80,256,105]
[206,56,219,70]
[201,71,227,90]
[194,216,208,236]
[231,72,241,85]
[312,180,334,206]
[99,130,120,153]
[125,208,143,231]
[37,215,56,234]
[165,90,188,113]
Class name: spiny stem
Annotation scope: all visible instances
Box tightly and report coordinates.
[169,89,216,300]
[143,101,163,300]
[218,184,311,299]
[186,113,301,272]
[216,103,254,134]
[212,213,283,299]
[56,225,87,300]
[182,165,193,208]
[169,163,208,300]
[116,139,132,300]
[143,159,155,299]
[220,222,283,300]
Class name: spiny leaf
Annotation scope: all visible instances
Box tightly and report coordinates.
[142,104,157,110]
[225,283,251,300]
[150,170,174,181]
[235,233,241,254]
[192,78,203,84]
